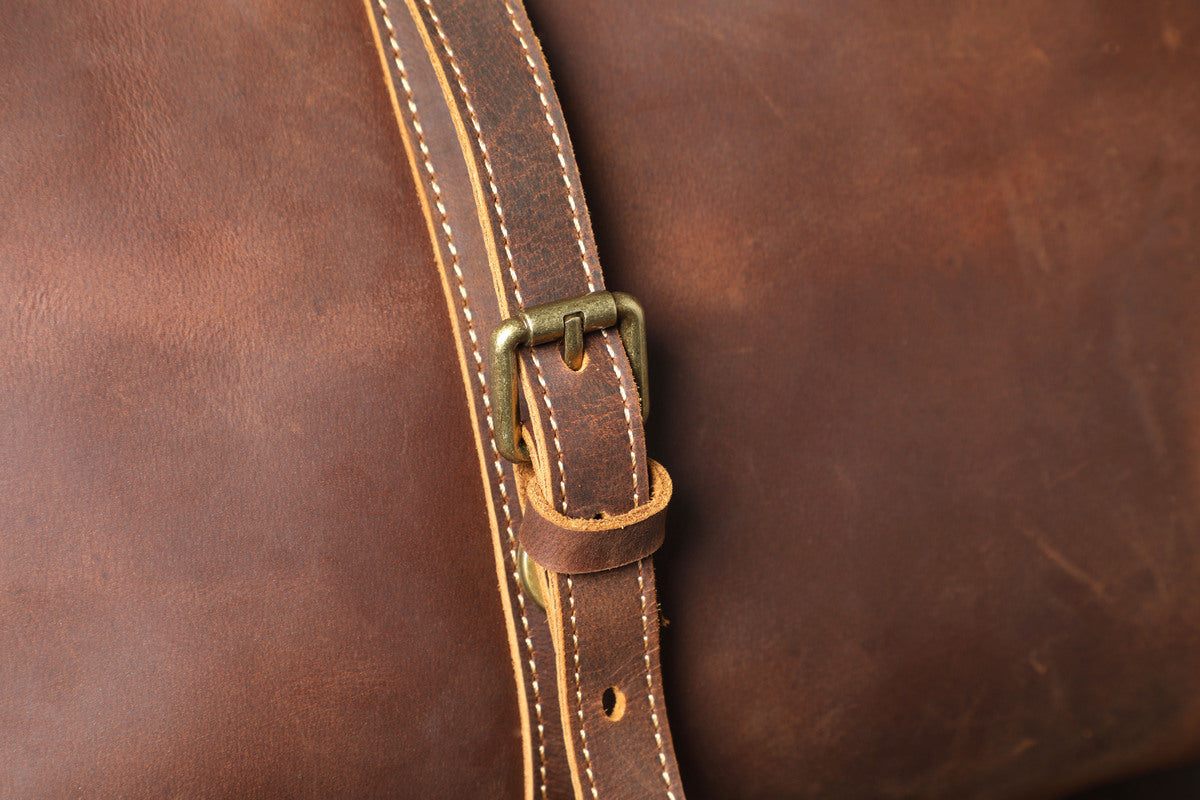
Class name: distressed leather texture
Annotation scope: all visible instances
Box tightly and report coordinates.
[516,459,670,574]
[0,1,521,797]
[362,2,687,797]
[1,0,1199,799]
[522,1,1200,798]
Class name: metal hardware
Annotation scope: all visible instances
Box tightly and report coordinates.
[562,312,585,371]
[517,545,547,609]
[489,290,649,463]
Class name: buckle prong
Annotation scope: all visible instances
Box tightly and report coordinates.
[562,312,585,371]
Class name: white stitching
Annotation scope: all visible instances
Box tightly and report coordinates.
[501,6,671,800]
[529,354,570,513]
[637,560,676,799]
[600,333,640,505]
[419,1,571,516]
[566,577,600,800]
[375,4,550,796]
[415,0,571,781]
[501,1,640,509]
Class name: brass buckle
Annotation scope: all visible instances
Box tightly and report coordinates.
[488,291,648,463]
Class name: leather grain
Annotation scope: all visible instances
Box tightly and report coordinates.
[522,0,1200,797]
[362,2,687,797]
[2,0,1199,798]
[0,1,520,797]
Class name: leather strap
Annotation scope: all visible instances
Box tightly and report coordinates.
[363,1,686,798]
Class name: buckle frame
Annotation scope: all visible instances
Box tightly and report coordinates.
[488,290,648,463]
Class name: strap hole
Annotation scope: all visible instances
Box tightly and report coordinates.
[601,686,625,721]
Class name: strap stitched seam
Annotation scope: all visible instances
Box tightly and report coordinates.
[637,559,677,799]
[375,4,550,795]
[422,4,574,517]
[501,0,641,510]
[414,2,562,791]
[502,5,666,798]
[419,6,571,517]
[531,356,571,513]
[566,576,600,800]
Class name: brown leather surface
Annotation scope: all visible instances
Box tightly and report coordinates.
[3,0,1200,797]
[0,1,520,797]
[544,561,686,800]
[522,0,1200,798]
[516,459,670,574]
[363,2,574,796]
[363,2,687,797]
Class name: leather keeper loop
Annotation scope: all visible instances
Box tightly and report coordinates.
[516,459,672,574]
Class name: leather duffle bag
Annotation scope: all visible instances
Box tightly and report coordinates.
[2,1,1199,798]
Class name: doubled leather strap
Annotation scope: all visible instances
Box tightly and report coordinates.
[363,1,685,798]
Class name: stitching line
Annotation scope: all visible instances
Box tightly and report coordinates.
[423,0,567,515]
[375,3,549,797]
[637,560,676,799]
[413,0,566,782]
[502,5,669,800]
[501,0,640,510]
[566,576,600,800]
[530,353,570,513]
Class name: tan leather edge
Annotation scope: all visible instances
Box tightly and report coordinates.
[362,4,539,798]
[395,0,512,319]
[367,1,687,798]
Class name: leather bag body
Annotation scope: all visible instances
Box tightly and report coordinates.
[1,1,1199,798]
